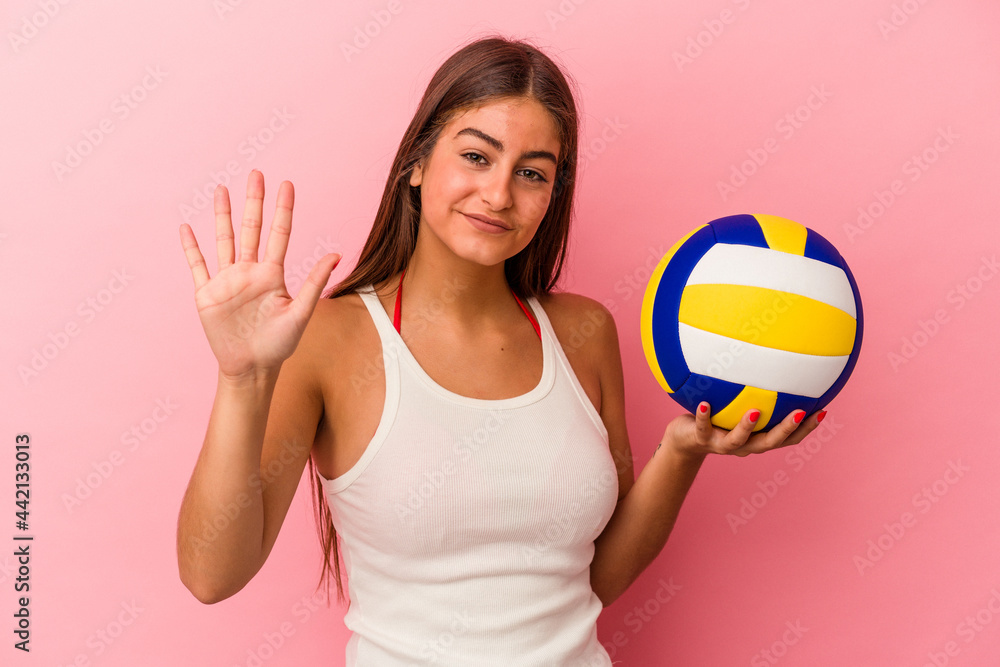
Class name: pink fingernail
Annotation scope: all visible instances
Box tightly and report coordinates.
[793,411,805,424]
[749,410,760,423]
[699,404,708,414]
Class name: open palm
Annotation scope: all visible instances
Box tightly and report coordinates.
[178,170,341,380]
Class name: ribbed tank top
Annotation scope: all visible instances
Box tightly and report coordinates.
[318,284,620,666]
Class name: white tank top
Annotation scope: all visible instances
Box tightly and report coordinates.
[319,284,619,666]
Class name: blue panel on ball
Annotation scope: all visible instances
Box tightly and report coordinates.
[768,392,819,430]
[814,255,864,410]
[651,224,717,392]
[671,372,746,416]
[803,227,844,268]
[709,214,769,249]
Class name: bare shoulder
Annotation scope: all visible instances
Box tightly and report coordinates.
[537,291,632,496]
[536,290,605,313]
[536,291,620,362]
[307,293,368,341]
[292,292,376,388]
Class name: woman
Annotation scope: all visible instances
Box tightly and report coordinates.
[176,36,825,665]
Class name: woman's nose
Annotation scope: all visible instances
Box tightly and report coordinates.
[480,168,513,211]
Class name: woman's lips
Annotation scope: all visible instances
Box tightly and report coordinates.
[462,212,511,233]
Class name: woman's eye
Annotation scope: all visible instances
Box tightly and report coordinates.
[462,153,547,184]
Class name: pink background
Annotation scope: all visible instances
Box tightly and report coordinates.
[3,0,999,664]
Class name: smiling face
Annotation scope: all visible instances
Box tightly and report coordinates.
[408,96,562,268]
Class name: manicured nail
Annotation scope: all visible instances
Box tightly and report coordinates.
[793,411,805,424]
[816,410,827,423]
[749,410,760,423]
[699,404,708,414]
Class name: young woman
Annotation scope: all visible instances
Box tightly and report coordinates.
[176,36,825,665]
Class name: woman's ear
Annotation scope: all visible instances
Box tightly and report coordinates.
[409,163,423,187]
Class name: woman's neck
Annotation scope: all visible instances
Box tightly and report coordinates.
[382,227,523,335]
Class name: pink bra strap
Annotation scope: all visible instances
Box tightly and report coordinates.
[513,292,541,339]
[393,269,404,333]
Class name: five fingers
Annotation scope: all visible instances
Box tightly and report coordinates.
[180,169,342,310]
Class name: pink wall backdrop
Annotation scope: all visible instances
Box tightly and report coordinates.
[3,0,999,665]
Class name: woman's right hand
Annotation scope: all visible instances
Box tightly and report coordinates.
[178,169,341,381]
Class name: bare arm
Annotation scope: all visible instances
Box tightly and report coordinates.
[174,170,339,603]
[586,300,824,607]
[176,370,278,603]
[176,355,322,603]
[590,438,706,607]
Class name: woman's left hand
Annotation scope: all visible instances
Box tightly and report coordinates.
[662,402,827,458]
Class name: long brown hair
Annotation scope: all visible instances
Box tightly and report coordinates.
[308,35,581,605]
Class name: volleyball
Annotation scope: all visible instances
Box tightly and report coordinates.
[640,214,863,432]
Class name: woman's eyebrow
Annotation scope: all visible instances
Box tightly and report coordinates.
[454,127,558,164]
